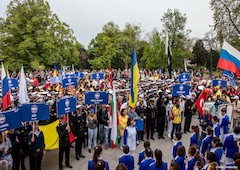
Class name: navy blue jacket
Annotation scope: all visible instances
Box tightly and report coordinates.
[186,157,196,170]
[200,135,212,156]
[148,161,168,170]
[213,124,221,137]
[139,158,155,170]
[119,154,134,170]
[190,133,199,147]
[220,115,229,134]
[174,156,186,170]
[88,159,110,170]
[223,133,240,158]
[172,141,182,159]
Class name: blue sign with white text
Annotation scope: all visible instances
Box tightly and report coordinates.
[63,74,76,79]
[172,84,190,97]
[62,77,77,88]
[50,76,62,84]
[212,79,227,88]
[178,73,190,83]
[92,73,104,80]
[19,103,50,122]
[57,97,77,116]
[75,72,84,79]
[8,78,18,88]
[85,91,109,104]
[0,110,20,132]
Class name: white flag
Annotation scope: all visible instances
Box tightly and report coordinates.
[184,60,188,72]
[19,66,29,104]
[165,31,169,55]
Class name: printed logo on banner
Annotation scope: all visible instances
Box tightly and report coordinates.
[31,105,38,120]
[183,74,186,79]
[95,92,100,100]
[0,114,6,124]
[85,91,109,104]
[218,80,221,85]
[179,85,184,91]
[65,99,70,107]
[68,78,71,83]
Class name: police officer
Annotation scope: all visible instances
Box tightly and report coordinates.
[136,99,147,141]
[71,107,86,160]
[17,122,32,170]
[146,98,157,140]
[156,92,166,139]
[57,116,72,170]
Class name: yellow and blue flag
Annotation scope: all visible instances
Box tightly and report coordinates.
[129,49,140,108]
[53,63,57,77]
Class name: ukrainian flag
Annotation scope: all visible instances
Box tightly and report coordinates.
[129,49,140,108]
[53,63,57,77]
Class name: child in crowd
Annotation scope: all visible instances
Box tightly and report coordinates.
[172,132,182,160]
[212,116,220,138]
[173,146,187,170]
[220,107,230,143]
[190,125,199,147]
[200,126,212,157]
[210,137,223,165]
[201,152,217,170]
[138,140,152,165]
[148,149,168,170]
[186,146,203,170]
[139,147,155,170]
[118,145,134,170]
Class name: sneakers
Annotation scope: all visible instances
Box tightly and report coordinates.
[172,139,176,143]
[120,146,123,150]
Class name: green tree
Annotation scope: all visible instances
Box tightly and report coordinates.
[141,29,166,69]
[161,9,192,68]
[210,0,240,50]
[0,0,81,71]
[191,40,209,67]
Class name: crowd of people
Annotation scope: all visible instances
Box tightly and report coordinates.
[0,68,239,170]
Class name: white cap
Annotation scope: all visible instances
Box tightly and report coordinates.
[234,96,239,100]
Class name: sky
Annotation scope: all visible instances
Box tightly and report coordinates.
[0,0,213,48]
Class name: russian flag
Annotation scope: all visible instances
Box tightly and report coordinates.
[217,41,240,77]
[1,63,11,111]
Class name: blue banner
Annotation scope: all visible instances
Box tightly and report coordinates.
[212,79,227,88]
[63,74,76,79]
[178,73,190,83]
[57,97,77,116]
[19,103,50,122]
[0,110,20,132]
[172,84,190,97]
[85,91,109,104]
[75,72,84,79]
[135,119,144,131]
[50,76,62,84]
[62,77,77,88]
[92,73,104,80]
[8,78,18,88]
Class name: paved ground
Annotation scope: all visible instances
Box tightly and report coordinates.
[39,115,200,170]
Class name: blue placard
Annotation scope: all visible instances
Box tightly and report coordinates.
[85,91,109,104]
[0,109,20,132]
[172,84,190,97]
[63,74,76,79]
[19,103,50,122]
[8,78,18,88]
[50,76,62,84]
[57,97,77,116]
[212,79,227,88]
[135,119,144,131]
[92,73,104,80]
[178,73,190,83]
[62,77,77,88]
[75,72,84,79]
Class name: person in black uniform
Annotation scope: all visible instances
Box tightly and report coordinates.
[71,107,86,160]
[28,122,45,170]
[17,122,32,170]
[184,94,196,133]
[8,129,21,170]
[57,116,73,170]
[156,92,166,139]
[146,98,157,140]
[136,99,147,141]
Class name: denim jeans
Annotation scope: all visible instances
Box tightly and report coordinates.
[171,123,181,139]
[99,124,104,143]
[104,127,110,147]
[88,128,98,149]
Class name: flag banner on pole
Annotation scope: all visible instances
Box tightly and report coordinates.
[85,91,109,105]
[212,79,227,88]
[178,73,190,83]
[172,84,190,97]
[217,41,240,77]
[8,78,18,89]
[92,73,104,80]
[19,103,50,122]
[50,76,62,84]
[19,66,29,104]
[168,45,173,78]
[0,109,20,132]
[1,63,11,111]
[129,49,140,108]
[56,97,76,116]
[75,72,84,79]
[111,86,118,148]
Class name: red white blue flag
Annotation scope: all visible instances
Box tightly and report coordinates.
[1,63,11,111]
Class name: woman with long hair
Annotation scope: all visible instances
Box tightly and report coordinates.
[190,125,199,147]
[186,146,204,170]
[200,126,213,157]
[87,109,98,153]
[148,149,168,170]
[119,108,129,149]
[88,145,110,170]
[210,137,223,165]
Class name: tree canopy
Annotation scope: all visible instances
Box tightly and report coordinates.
[0,0,82,71]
